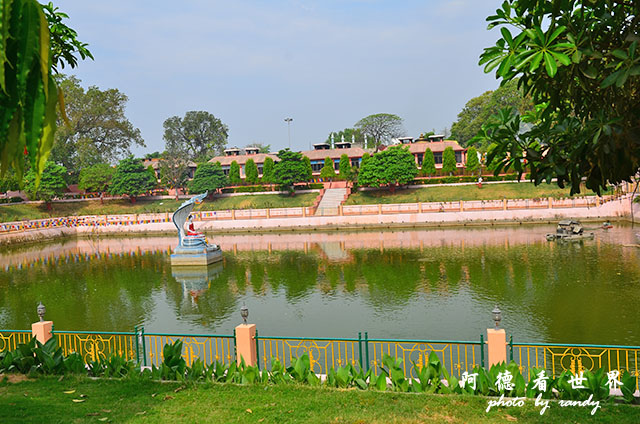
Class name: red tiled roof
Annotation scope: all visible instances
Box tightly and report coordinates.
[300,146,370,161]
[208,153,279,166]
[405,141,466,154]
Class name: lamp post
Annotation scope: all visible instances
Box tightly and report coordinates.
[37,302,46,322]
[284,117,293,149]
[492,305,502,330]
[241,304,249,325]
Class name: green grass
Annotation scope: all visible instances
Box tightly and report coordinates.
[1,375,638,423]
[345,182,602,206]
[0,193,317,222]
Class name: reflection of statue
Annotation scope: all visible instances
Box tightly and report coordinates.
[171,262,224,303]
[170,192,222,266]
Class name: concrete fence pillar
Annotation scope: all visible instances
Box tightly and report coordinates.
[235,324,257,366]
[486,328,507,366]
[32,320,53,344]
[548,197,553,209]
[503,199,507,211]
[339,205,343,216]
[378,204,382,215]
[231,210,236,220]
[266,209,270,219]
[460,200,464,212]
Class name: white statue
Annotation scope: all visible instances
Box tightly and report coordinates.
[331,133,334,148]
[351,134,355,144]
[364,134,368,149]
[341,134,345,143]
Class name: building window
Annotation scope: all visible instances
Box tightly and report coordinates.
[434,153,443,164]
[350,159,360,168]
[222,166,230,176]
[416,153,424,166]
[455,151,462,163]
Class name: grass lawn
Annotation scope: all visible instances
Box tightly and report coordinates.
[1,375,639,423]
[344,182,603,206]
[0,193,317,222]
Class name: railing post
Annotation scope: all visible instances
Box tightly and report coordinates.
[358,332,363,370]
[487,327,507,367]
[141,326,147,367]
[255,329,260,370]
[235,323,257,366]
[31,303,53,344]
[509,335,513,362]
[134,325,140,364]
[364,332,369,372]
[480,334,485,368]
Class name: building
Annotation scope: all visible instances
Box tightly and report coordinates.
[208,148,279,178]
[300,141,371,175]
[391,135,467,169]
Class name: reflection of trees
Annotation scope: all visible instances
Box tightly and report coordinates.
[265,251,318,302]
[0,254,163,331]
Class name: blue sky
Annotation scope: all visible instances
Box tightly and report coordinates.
[56,0,504,155]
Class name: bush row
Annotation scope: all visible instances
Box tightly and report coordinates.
[221,183,323,194]
[1,338,636,404]
[410,174,523,185]
[0,196,23,204]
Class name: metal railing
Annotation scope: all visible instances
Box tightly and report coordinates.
[510,338,640,387]
[141,331,235,367]
[256,332,485,376]
[55,330,137,363]
[0,330,32,352]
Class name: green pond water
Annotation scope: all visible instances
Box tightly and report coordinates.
[0,224,639,345]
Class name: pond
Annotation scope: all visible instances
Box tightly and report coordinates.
[1,224,639,346]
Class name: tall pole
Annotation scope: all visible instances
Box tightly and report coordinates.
[284,117,293,149]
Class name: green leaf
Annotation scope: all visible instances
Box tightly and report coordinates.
[375,373,387,391]
[546,26,566,44]
[543,51,557,77]
[601,70,620,88]
[580,65,597,79]
[550,51,571,66]
[611,49,628,60]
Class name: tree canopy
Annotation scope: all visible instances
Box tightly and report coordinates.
[261,156,275,183]
[302,156,313,182]
[442,147,457,176]
[422,148,436,177]
[274,149,308,192]
[229,161,241,185]
[358,145,418,191]
[450,79,532,149]
[245,158,259,184]
[320,157,336,179]
[339,154,351,179]
[163,111,228,163]
[50,76,145,174]
[159,137,190,200]
[24,161,68,202]
[465,146,480,175]
[188,162,228,194]
[78,163,114,193]
[1,1,92,183]
[354,114,405,149]
[109,157,155,201]
[475,0,639,194]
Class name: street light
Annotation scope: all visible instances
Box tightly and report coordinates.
[284,117,293,149]
[492,305,502,330]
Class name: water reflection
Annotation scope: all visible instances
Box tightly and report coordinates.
[0,225,638,345]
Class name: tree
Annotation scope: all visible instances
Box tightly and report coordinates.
[320,157,336,180]
[245,158,259,184]
[0,1,92,182]
[162,111,228,162]
[302,156,313,182]
[465,146,480,176]
[145,152,161,160]
[361,152,370,167]
[274,149,308,194]
[442,147,457,176]
[229,161,241,185]
[325,128,365,146]
[189,162,228,195]
[262,157,275,184]
[354,114,405,149]
[358,145,418,192]
[450,79,533,148]
[246,143,270,153]
[0,171,20,193]
[159,139,190,200]
[476,0,639,194]
[422,148,436,177]
[50,76,145,174]
[109,157,155,203]
[339,154,351,180]
[24,162,68,206]
[78,163,114,193]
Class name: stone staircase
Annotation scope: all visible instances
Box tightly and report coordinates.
[314,188,348,216]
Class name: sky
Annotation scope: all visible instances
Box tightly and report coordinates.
[56,0,505,155]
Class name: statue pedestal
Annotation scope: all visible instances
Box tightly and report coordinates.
[171,245,222,266]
